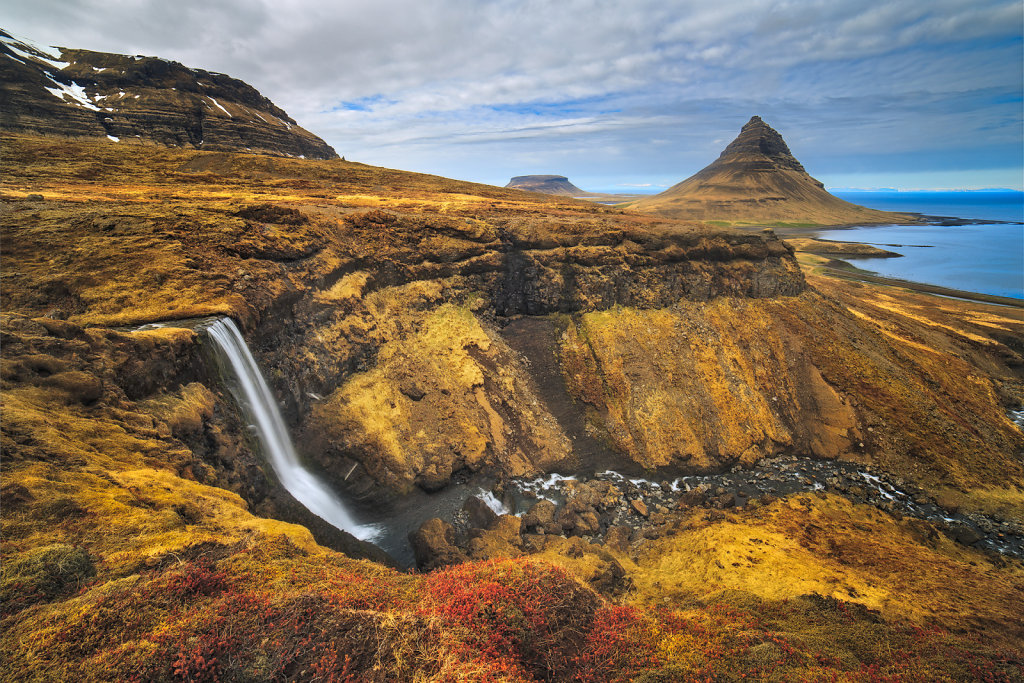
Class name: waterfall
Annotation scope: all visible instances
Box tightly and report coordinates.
[205,318,378,541]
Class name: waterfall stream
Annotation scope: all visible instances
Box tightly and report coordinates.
[205,318,378,541]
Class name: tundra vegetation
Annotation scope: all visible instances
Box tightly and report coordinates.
[2,134,1023,681]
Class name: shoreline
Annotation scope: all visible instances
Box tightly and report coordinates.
[747,216,1023,306]
[812,258,1023,308]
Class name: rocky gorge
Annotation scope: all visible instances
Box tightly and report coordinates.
[3,119,1024,680]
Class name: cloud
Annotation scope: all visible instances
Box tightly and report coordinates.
[4,0,1022,188]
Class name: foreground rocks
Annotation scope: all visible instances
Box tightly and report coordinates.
[409,457,1024,577]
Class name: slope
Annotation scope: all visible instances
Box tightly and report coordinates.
[633,116,916,226]
[0,30,337,159]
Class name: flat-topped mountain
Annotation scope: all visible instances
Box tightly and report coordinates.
[632,116,914,225]
[506,174,587,196]
[0,30,337,159]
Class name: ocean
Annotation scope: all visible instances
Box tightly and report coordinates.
[820,191,1024,300]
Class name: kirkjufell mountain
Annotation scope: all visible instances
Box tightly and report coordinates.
[506,175,587,196]
[0,30,337,159]
[633,116,913,225]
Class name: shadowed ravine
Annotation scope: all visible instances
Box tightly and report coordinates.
[205,317,1024,566]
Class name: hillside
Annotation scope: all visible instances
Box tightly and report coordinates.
[632,116,916,226]
[506,174,588,196]
[0,30,337,159]
[2,132,1023,680]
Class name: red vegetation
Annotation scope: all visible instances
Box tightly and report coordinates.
[3,550,1021,682]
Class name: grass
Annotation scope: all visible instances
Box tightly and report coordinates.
[3,133,1023,680]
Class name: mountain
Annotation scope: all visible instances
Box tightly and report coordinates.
[506,174,587,196]
[0,30,337,159]
[632,116,914,225]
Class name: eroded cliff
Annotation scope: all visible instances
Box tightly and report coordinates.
[3,134,1024,680]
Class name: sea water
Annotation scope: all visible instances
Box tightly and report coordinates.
[821,191,1024,299]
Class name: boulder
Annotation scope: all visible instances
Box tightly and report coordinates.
[409,518,467,571]
[944,522,983,546]
[462,496,498,530]
[603,525,632,553]
[576,511,601,535]
[522,499,557,529]
[678,485,710,508]
[565,481,601,513]
[629,499,649,517]
[589,558,630,595]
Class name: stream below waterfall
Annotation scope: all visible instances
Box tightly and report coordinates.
[182,317,1023,567]
[371,456,1024,567]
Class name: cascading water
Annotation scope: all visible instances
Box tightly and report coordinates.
[204,318,378,541]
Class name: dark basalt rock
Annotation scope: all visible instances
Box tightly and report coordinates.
[0,30,338,159]
[409,518,469,571]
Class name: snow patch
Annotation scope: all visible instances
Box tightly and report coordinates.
[43,80,100,111]
[106,135,120,142]
[2,32,68,71]
[207,97,232,117]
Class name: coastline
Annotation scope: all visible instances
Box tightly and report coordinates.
[736,216,1023,305]
[809,257,1023,308]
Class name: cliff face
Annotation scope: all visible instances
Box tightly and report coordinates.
[505,175,587,196]
[632,116,915,225]
[0,30,338,159]
[3,135,1020,505]
[3,135,1024,680]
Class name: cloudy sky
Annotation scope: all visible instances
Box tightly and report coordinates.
[7,0,1023,191]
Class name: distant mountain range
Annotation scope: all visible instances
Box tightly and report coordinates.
[632,116,914,225]
[0,29,337,159]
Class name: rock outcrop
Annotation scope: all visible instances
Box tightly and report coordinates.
[506,175,587,196]
[632,116,915,225]
[0,30,337,159]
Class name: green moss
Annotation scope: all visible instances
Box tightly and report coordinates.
[1,543,95,611]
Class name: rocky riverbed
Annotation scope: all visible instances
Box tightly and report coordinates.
[409,455,1024,572]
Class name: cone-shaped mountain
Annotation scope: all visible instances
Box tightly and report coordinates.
[633,116,914,225]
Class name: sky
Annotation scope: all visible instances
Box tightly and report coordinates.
[5,0,1023,192]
